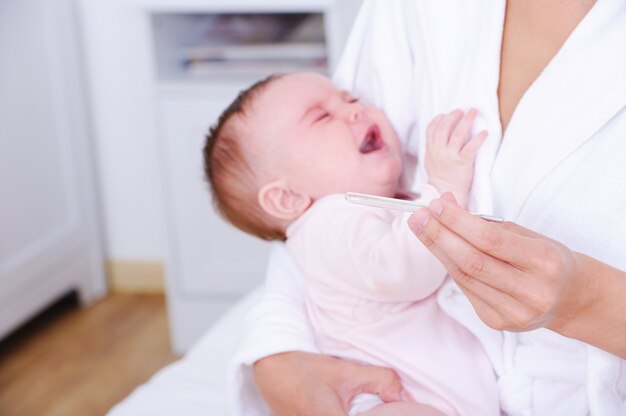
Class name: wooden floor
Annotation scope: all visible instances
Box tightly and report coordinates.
[0,292,178,416]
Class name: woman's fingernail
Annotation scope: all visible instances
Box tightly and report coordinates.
[430,199,444,216]
[408,209,430,233]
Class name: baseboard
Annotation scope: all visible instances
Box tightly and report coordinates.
[107,261,165,294]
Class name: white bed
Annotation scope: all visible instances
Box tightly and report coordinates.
[108,288,262,416]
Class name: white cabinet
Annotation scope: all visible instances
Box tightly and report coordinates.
[0,0,105,339]
[152,2,362,353]
[159,90,271,296]
[157,86,275,353]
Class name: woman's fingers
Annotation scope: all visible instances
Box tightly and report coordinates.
[429,194,544,270]
[461,277,545,331]
[405,211,507,327]
[408,196,583,331]
[407,217,514,329]
[499,219,545,239]
[457,281,512,331]
[408,209,548,331]
[408,207,523,294]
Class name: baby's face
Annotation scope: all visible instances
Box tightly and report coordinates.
[246,73,403,199]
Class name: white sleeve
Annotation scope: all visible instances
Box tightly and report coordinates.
[227,244,318,416]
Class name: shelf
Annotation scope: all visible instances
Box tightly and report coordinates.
[151,11,328,83]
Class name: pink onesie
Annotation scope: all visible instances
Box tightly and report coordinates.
[285,194,499,416]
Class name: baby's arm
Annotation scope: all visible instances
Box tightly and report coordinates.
[294,198,448,303]
[348,211,447,302]
[424,109,487,208]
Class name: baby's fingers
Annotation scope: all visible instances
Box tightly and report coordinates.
[449,108,478,150]
[426,114,444,145]
[461,130,488,158]
[434,109,463,146]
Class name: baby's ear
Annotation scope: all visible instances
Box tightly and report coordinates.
[258,180,311,221]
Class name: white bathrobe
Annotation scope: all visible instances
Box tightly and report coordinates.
[229,1,626,415]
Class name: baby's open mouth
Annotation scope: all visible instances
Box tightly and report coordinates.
[359,125,385,154]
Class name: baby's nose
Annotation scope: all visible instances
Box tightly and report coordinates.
[347,107,361,123]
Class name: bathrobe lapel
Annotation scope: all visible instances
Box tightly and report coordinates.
[491,0,626,221]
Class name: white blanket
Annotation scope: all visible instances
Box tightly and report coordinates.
[229,1,626,415]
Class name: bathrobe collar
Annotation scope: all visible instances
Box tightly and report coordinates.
[491,0,626,221]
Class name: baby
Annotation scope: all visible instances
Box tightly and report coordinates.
[204,72,498,416]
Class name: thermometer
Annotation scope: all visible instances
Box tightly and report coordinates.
[345,192,504,223]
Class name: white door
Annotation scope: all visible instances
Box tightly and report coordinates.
[0,0,105,338]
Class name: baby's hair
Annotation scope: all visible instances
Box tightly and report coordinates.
[203,74,287,241]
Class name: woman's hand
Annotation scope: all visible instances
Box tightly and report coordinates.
[407,193,626,358]
[253,351,408,416]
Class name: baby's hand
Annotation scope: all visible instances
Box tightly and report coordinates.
[424,108,487,207]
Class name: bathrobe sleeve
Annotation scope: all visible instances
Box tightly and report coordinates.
[227,244,318,416]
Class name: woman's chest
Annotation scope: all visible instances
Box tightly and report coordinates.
[498,0,595,131]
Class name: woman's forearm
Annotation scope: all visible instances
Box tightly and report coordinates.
[549,252,626,358]
[253,351,407,416]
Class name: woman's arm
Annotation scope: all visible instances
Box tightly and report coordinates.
[408,193,626,358]
[254,352,407,416]
[553,253,626,357]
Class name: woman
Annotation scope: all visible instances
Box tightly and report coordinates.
[232,1,626,414]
